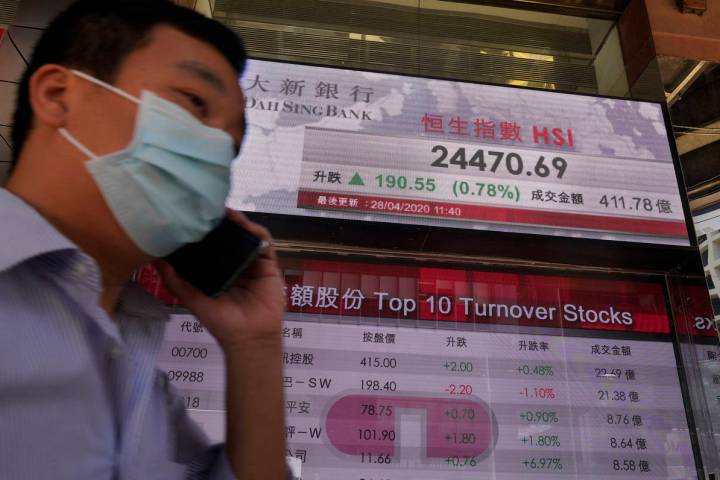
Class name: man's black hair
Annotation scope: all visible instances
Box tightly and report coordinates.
[10,0,246,167]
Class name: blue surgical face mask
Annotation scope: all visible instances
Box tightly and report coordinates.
[58,69,236,257]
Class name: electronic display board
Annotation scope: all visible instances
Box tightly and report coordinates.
[152,260,699,479]
[673,282,720,449]
[229,60,690,246]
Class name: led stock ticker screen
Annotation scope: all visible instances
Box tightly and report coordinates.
[154,261,698,479]
[229,59,690,246]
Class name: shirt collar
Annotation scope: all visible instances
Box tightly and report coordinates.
[0,188,169,329]
[0,188,78,272]
[116,282,169,322]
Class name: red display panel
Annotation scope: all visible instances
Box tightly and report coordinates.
[283,260,670,335]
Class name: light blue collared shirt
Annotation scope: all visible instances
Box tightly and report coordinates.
[0,188,236,480]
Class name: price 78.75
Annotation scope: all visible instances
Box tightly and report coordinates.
[431,144,567,179]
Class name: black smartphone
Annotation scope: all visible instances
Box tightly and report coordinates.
[165,217,266,297]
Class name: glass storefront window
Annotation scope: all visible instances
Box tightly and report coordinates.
[213,0,629,96]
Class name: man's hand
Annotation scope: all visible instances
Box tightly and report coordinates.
[157,211,288,479]
[156,211,285,349]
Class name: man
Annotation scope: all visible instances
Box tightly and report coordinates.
[1,1,287,479]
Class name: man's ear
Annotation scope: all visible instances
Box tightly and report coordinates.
[28,65,74,129]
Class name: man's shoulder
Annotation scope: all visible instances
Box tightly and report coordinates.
[0,189,77,273]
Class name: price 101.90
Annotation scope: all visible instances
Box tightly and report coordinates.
[431,145,567,179]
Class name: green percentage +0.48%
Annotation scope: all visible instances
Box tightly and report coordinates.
[516,365,554,376]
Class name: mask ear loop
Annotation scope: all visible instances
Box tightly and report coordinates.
[58,128,98,159]
[59,69,143,159]
[70,69,141,105]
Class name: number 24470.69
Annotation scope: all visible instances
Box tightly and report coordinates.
[431,145,567,179]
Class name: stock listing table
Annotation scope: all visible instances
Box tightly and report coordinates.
[158,313,696,480]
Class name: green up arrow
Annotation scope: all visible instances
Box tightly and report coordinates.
[349,172,365,186]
